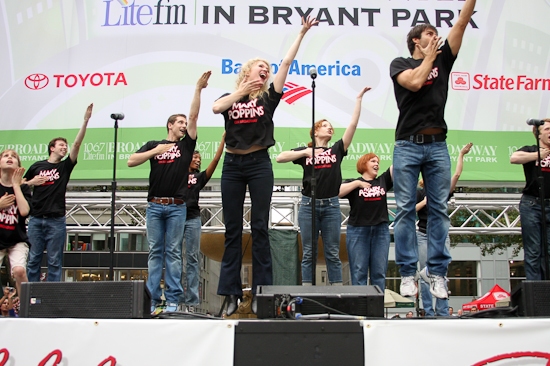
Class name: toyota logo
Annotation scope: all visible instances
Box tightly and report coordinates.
[25,74,49,90]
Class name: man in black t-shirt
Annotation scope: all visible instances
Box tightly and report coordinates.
[389,0,477,300]
[128,71,210,314]
[511,119,550,280]
[25,104,93,282]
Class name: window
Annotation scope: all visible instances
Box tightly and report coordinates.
[118,233,147,252]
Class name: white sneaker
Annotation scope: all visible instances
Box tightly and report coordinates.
[164,303,178,313]
[187,306,195,313]
[420,267,449,299]
[400,276,418,297]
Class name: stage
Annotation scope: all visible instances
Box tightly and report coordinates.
[2,317,550,365]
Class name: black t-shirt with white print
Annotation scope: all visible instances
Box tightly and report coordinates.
[518,145,550,199]
[221,82,282,150]
[343,168,393,226]
[0,184,32,249]
[23,156,77,217]
[390,40,456,140]
[136,137,197,202]
[293,139,348,199]
[186,170,208,220]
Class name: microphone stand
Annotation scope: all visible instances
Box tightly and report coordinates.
[534,125,550,280]
[310,71,317,285]
[109,116,122,281]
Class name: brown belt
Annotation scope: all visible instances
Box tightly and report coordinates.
[149,197,184,205]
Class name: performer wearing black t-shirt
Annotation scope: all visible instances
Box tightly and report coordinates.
[213,17,318,316]
[277,87,371,286]
[389,0,477,300]
[128,72,210,314]
[340,154,393,291]
[0,150,31,296]
[511,121,550,280]
[24,104,93,282]
[179,134,225,312]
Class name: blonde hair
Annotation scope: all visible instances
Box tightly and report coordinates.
[236,58,271,100]
[0,149,21,167]
[356,153,379,174]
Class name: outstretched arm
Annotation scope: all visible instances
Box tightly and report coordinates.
[70,103,93,163]
[272,16,319,93]
[447,0,477,56]
[342,87,371,151]
[187,71,211,140]
[450,142,473,192]
[204,133,225,182]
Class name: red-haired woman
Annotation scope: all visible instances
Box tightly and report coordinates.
[339,154,393,291]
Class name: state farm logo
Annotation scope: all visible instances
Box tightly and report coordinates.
[24,72,127,90]
[452,71,550,91]
[451,72,470,90]
[25,74,49,90]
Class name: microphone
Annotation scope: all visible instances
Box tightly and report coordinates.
[309,67,317,80]
[526,118,545,126]
[110,113,125,120]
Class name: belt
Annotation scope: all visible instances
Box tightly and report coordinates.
[524,195,550,205]
[400,133,446,144]
[33,214,64,219]
[149,197,184,205]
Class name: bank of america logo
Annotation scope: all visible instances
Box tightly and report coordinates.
[282,82,312,104]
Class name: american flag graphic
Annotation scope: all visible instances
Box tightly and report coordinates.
[282,82,312,104]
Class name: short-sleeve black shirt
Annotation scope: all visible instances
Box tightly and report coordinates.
[390,40,456,140]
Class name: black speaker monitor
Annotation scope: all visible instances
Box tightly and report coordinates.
[19,280,151,319]
[255,285,384,319]
[511,280,550,317]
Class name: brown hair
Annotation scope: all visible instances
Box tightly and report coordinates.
[533,119,550,138]
[0,149,21,167]
[48,138,68,156]
[166,114,187,133]
[406,24,438,55]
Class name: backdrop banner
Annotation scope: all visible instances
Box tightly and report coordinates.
[2,0,548,182]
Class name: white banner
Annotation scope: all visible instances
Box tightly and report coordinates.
[362,318,550,365]
[1,0,549,132]
[0,318,236,365]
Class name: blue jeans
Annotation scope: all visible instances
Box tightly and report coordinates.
[393,140,452,277]
[27,216,67,282]
[146,202,186,305]
[417,230,450,316]
[519,195,550,280]
[298,195,342,284]
[346,223,390,290]
[218,150,273,296]
[180,216,201,305]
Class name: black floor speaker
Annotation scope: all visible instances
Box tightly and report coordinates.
[511,280,550,317]
[255,285,384,319]
[19,280,151,319]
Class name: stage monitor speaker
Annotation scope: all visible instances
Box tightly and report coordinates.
[20,280,151,319]
[511,280,550,317]
[255,285,384,319]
